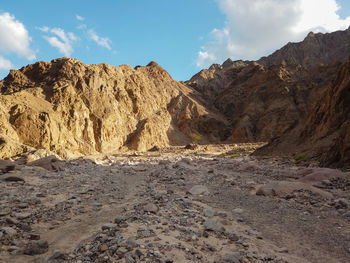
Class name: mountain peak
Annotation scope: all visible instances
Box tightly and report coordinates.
[257,27,350,68]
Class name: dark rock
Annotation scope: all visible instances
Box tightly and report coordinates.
[23,240,49,255]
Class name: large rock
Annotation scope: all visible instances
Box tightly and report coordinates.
[0,58,228,158]
[256,181,333,199]
[27,156,64,171]
[0,159,15,173]
[23,240,49,255]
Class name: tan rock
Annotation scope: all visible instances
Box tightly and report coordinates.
[0,58,228,158]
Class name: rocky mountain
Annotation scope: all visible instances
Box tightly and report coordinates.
[258,53,350,168]
[0,28,349,166]
[186,27,350,145]
[0,58,228,158]
[258,27,350,68]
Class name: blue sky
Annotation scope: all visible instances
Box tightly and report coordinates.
[0,0,350,81]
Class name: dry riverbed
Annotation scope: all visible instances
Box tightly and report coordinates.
[0,144,349,263]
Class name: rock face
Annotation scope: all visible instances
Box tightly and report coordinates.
[187,61,339,143]
[0,58,228,158]
[302,54,350,167]
[259,54,350,168]
[186,28,350,146]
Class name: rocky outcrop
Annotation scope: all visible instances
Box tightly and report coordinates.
[0,58,228,158]
[187,61,339,143]
[258,27,350,68]
[259,54,350,168]
[186,28,350,145]
[301,53,350,167]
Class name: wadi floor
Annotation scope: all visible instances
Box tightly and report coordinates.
[0,144,349,263]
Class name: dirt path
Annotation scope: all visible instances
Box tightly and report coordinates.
[0,145,349,262]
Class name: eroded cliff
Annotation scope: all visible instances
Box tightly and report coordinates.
[0,58,228,158]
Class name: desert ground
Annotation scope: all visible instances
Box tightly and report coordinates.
[0,144,349,263]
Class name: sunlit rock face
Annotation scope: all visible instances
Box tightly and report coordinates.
[0,58,228,158]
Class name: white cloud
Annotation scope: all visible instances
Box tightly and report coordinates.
[37,26,49,32]
[41,27,77,56]
[87,29,112,50]
[0,55,14,70]
[0,12,36,61]
[76,14,85,21]
[196,0,350,67]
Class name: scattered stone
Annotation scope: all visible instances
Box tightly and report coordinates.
[276,247,289,253]
[125,254,136,263]
[143,202,159,213]
[148,146,160,152]
[2,175,25,182]
[5,217,19,225]
[184,144,198,150]
[204,209,215,217]
[29,233,41,240]
[204,219,225,233]
[47,250,67,261]
[7,246,20,253]
[334,198,349,209]
[0,160,16,173]
[101,223,117,231]
[99,244,108,252]
[188,185,209,195]
[232,208,244,214]
[1,227,17,236]
[14,212,31,219]
[91,202,102,207]
[223,252,242,263]
[264,254,276,261]
[126,237,138,248]
[114,215,128,224]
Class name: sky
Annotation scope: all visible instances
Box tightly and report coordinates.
[0,0,350,81]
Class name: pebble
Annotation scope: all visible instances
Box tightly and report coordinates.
[1,227,17,236]
[223,252,242,263]
[126,237,138,248]
[125,254,136,263]
[14,212,31,219]
[3,175,25,182]
[101,223,117,230]
[47,250,67,261]
[232,208,244,214]
[188,185,209,195]
[204,209,215,217]
[276,247,289,253]
[143,202,159,213]
[5,217,19,225]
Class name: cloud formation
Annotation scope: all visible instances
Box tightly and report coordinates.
[0,12,36,68]
[87,29,112,50]
[0,56,14,70]
[40,27,77,56]
[196,0,350,67]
